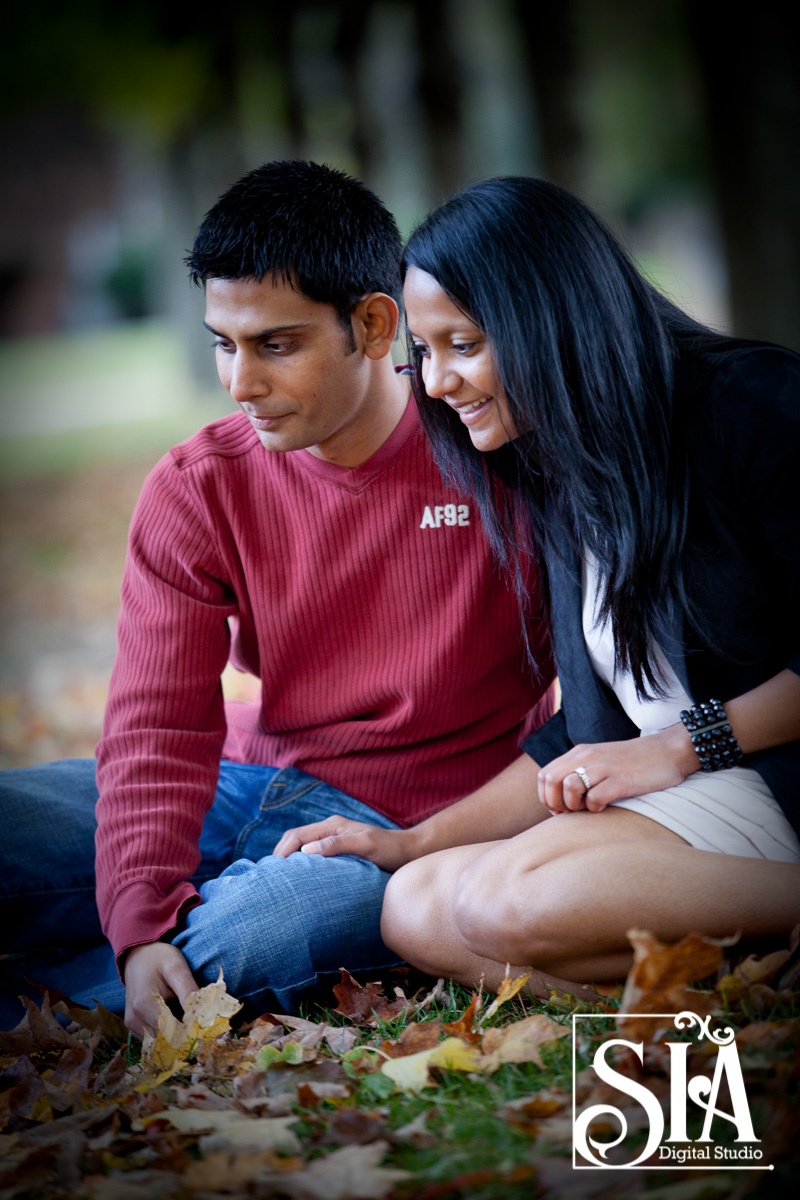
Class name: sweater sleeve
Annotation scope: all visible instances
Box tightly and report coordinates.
[95,454,238,966]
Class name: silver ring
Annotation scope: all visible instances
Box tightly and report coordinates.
[574,766,591,792]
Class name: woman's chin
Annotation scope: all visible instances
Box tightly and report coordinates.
[468,425,513,453]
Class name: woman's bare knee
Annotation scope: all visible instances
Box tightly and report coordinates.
[452,857,550,966]
[380,859,442,970]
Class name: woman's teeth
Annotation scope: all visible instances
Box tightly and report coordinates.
[460,398,490,413]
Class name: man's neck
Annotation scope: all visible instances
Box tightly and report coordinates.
[305,357,411,468]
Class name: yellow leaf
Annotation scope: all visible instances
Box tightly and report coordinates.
[380,1036,482,1091]
[483,971,531,1022]
[429,1037,483,1071]
[140,969,243,1073]
[132,1065,181,1092]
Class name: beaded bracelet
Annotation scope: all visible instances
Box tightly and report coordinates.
[679,698,743,772]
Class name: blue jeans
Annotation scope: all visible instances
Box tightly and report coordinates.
[0,759,403,1029]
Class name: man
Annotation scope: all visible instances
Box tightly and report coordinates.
[0,161,552,1035]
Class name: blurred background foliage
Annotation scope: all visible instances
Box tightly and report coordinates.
[0,0,798,763]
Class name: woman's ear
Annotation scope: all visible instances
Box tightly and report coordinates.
[351,293,400,359]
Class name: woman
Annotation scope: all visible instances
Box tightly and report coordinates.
[275,177,800,989]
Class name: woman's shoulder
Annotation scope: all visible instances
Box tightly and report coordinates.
[687,342,799,408]
[683,343,800,440]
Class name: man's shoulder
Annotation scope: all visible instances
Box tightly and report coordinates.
[166,412,259,472]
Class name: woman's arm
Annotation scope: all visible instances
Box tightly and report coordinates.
[272,751,548,869]
[538,667,800,813]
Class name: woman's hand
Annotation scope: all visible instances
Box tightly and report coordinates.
[272,816,418,873]
[537,722,699,813]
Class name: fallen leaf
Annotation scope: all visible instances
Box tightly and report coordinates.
[480,1014,570,1072]
[717,949,792,1002]
[332,970,409,1025]
[319,1107,386,1145]
[140,969,242,1072]
[377,1020,441,1059]
[260,1138,409,1199]
[0,994,84,1055]
[52,1000,129,1042]
[734,1021,796,1049]
[619,929,734,1041]
[482,971,531,1022]
[443,994,482,1042]
[181,1148,297,1191]
[393,1109,437,1145]
[141,1107,301,1153]
[257,1041,313,1068]
[380,1036,483,1091]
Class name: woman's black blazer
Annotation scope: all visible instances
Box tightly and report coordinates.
[523,346,800,835]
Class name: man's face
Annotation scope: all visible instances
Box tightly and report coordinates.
[205,276,380,465]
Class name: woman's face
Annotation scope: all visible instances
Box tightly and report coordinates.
[403,266,518,452]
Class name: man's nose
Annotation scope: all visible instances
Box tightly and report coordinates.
[228,352,267,406]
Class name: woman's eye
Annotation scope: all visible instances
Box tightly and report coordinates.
[412,343,430,358]
[453,342,476,354]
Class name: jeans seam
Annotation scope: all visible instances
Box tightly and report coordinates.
[259,776,321,813]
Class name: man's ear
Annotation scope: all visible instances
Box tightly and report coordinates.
[351,293,399,359]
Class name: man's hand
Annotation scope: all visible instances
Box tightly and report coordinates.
[537,722,699,813]
[123,942,199,1038]
[272,816,417,873]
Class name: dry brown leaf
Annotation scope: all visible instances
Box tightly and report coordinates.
[717,948,792,1002]
[443,994,483,1043]
[619,929,734,1041]
[734,1020,796,1049]
[332,969,409,1026]
[182,1148,298,1191]
[479,1014,570,1073]
[319,1107,387,1146]
[141,1108,301,1154]
[0,994,85,1055]
[259,1138,409,1199]
[52,999,129,1042]
[377,1019,442,1059]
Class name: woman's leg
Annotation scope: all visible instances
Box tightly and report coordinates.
[380,807,800,988]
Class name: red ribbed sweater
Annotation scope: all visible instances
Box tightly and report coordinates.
[95,398,552,960]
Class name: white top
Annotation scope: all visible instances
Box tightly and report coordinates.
[581,553,693,735]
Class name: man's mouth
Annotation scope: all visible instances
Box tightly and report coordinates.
[248,413,289,431]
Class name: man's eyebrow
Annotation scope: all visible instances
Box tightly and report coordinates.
[203,321,310,339]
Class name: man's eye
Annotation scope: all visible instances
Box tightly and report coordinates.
[212,340,233,352]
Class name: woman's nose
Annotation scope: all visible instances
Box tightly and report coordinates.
[423,356,459,399]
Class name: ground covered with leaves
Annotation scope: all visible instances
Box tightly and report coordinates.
[1,930,799,1200]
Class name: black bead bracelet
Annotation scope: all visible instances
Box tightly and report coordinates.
[679,698,743,772]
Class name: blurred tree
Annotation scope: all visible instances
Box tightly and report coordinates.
[688,0,800,349]
[512,0,587,194]
[409,0,466,200]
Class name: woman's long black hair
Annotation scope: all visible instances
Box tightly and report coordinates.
[402,176,740,698]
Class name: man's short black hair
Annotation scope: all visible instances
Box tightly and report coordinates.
[186,160,402,327]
